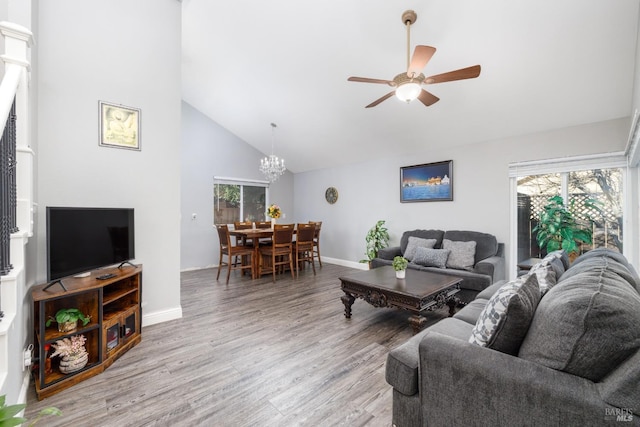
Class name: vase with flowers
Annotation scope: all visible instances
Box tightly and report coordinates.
[50,335,89,374]
[267,204,282,227]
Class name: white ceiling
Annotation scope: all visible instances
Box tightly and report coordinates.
[182,0,639,174]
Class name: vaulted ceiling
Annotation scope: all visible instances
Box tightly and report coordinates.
[182,0,639,174]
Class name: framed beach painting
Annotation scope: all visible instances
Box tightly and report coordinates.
[99,101,141,150]
[400,160,453,202]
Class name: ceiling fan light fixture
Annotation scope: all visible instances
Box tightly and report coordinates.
[395,82,421,103]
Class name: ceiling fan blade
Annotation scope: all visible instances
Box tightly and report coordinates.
[424,65,481,84]
[407,45,436,77]
[365,91,395,108]
[417,89,439,107]
[348,76,394,85]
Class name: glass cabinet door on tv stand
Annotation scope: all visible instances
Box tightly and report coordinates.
[31,265,142,400]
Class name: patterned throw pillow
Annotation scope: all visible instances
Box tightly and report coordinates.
[413,247,450,268]
[469,274,541,355]
[403,237,437,261]
[442,239,476,271]
[528,260,557,295]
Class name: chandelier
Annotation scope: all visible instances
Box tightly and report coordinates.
[259,122,286,182]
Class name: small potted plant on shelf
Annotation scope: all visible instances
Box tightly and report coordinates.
[393,256,409,279]
[360,220,390,267]
[45,308,90,333]
[50,334,89,374]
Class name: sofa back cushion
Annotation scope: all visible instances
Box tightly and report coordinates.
[442,230,498,263]
[568,248,640,291]
[519,255,640,381]
[400,230,444,255]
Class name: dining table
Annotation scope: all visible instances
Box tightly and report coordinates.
[228,227,296,279]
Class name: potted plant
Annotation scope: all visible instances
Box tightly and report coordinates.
[0,394,61,426]
[360,220,390,266]
[45,308,90,333]
[532,195,599,260]
[393,256,409,279]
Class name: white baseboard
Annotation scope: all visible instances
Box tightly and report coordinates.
[142,306,182,327]
[319,257,369,270]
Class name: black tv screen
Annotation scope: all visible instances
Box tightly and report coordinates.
[46,207,135,281]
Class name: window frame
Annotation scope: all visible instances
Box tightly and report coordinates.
[508,152,630,279]
[213,176,270,225]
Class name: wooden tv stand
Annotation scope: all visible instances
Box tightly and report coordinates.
[31,264,142,400]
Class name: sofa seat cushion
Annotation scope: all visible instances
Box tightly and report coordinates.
[443,239,476,271]
[453,299,488,325]
[404,237,437,261]
[385,318,473,396]
[519,255,640,381]
[469,274,541,355]
[413,247,450,268]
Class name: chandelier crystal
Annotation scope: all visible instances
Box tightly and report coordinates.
[260,123,286,182]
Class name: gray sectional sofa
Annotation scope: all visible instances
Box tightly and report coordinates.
[385,248,640,426]
[372,229,505,303]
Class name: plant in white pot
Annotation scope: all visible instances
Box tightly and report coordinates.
[360,220,390,266]
[393,256,408,279]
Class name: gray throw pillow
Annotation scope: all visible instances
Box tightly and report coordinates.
[519,256,640,381]
[442,239,476,271]
[403,237,437,262]
[469,274,541,355]
[413,247,450,268]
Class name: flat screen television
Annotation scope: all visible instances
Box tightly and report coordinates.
[46,207,135,282]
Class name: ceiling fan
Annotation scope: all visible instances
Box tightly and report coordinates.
[348,10,481,108]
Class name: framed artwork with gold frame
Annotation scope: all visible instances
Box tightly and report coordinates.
[99,101,141,150]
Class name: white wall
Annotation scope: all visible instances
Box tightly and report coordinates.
[181,102,294,270]
[294,118,629,271]
[36,1,182,325]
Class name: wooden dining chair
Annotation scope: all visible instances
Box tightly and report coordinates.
[295,223,316,277]
[215,224,254,284]
[259,224,295,283]
[233,221,254,246]
[255,221,271,229]
[309,221,323,267]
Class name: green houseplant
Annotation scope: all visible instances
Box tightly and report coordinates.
[0,394,61,427]
[45,308,90,333]
[392,256,408,278]
[360,220,390,265]
[532,195,598,258]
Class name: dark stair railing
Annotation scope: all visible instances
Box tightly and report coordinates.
[0,97,16,277]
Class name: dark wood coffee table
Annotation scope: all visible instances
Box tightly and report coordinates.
[339,266,461,333]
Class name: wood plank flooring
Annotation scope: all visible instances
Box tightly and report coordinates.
[25,263,449,426]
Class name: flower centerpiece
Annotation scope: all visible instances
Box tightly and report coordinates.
[50,335,89,374]
[267,204,282,227]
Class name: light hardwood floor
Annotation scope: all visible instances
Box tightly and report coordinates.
[25,263,448,426]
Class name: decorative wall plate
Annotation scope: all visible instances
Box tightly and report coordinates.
[325,187,338,204]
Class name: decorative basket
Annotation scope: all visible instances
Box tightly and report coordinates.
[58,320,78,333]
[59,352,88,374]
